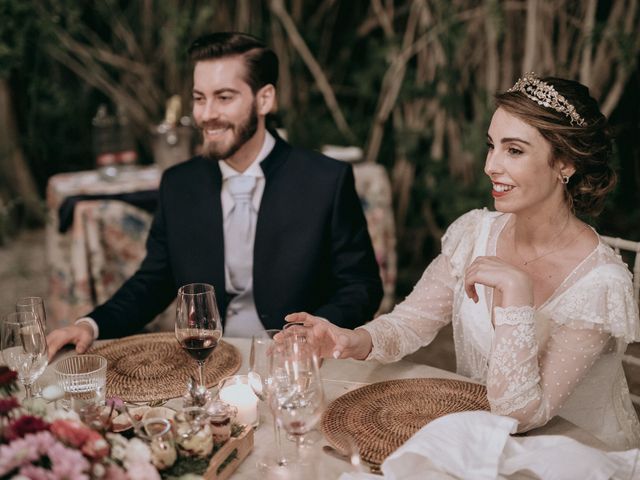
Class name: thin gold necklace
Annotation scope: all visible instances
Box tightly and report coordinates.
[513,216,574,266]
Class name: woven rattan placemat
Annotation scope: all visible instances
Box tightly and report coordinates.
[89,332,241,402]
[321,378,489,466]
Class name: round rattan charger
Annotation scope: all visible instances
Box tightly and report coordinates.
[89,332,241,403]
[321,378,489,466]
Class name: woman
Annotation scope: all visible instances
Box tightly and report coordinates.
[286,73,640,450]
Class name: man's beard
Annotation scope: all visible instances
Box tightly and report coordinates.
[200,103,259,161]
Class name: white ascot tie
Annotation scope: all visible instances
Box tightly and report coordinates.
[225,175,257,291]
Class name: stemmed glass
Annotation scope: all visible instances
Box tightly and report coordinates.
[249,329,289,469]
[16,297,47,332]
[175,283,222,402]
[269,340,324,463]
[1,311,49,402]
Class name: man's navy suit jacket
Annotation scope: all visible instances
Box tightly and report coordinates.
[89,134,383,338]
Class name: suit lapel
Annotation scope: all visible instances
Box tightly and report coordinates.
[199,158,227,311]
[254,136,291,287]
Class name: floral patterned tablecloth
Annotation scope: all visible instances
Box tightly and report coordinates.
[46,167,162,330]
[45,163,396,330]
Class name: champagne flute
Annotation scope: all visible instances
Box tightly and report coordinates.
[16,297,47,332]
[175,283,222,403]
[249,329,290,469]
[269,341,324,463]
[1,311,49,402]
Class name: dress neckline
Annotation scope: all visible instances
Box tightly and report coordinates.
[487,213,602,312]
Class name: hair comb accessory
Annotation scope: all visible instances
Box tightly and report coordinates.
[508,72,587,127]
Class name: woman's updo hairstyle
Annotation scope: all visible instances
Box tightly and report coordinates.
[495,76,616,217]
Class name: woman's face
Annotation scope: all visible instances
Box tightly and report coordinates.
[485,108,573,216]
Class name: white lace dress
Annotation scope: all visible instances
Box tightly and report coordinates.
[361,209,640,450]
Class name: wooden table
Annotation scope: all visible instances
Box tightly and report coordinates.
[43,337,607,478]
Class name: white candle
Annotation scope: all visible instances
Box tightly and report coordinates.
[219,382,258,426]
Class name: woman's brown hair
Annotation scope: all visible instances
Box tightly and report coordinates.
[495,77,616,217]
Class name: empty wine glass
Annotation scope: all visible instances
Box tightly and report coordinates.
[249,329,290,470]
[269,341,324,464]
[16,297,47,332]
[175,283,222,404]
[1,311,49,402]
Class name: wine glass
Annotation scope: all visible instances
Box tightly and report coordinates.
[16,297,47,332]
[249,329,290,469]
[175,283,222,403]
[1,311,49,402]
[269,341,324,464]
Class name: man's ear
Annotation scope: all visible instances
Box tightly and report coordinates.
[256,84,276,116]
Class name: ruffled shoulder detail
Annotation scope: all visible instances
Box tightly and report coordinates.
[441,208,496,277]
[550,263,640,343]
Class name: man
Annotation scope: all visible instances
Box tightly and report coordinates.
[47,32,382,357]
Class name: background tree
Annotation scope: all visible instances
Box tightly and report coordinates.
[2,0,639,292]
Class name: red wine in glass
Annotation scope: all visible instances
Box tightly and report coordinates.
[180,333,221,362]
[175,283,222,399]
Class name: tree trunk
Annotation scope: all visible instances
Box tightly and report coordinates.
[0,79,44,225]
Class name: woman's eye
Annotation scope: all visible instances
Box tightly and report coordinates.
[508,147,523,156]
[486,142,494,150]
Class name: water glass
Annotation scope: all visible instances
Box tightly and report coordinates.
[54,354,107,410]
[1,311,48,401]
[16,297,47,332]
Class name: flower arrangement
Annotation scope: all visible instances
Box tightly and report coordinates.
[0,366,160,480]
[0,367,250,480]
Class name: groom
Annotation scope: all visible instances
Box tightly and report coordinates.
[46,32,382,357]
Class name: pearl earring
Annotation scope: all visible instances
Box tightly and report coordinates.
[561,174,570,184]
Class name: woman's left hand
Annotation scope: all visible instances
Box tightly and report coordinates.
[464,256,534,307]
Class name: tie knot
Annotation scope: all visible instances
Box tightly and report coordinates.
[227,175,256,202]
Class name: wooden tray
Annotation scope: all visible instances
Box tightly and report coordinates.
[204,425,254,480]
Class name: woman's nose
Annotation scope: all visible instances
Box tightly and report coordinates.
[484,150,502,176]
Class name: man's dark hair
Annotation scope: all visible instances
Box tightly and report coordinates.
[188,32,278,93]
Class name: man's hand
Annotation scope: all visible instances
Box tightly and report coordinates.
[46,323,95,361]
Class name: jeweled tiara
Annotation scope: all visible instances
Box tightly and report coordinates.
[508,72,587,127]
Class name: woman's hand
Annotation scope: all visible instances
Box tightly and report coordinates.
[283,313,373,360]
[464,256,534,307]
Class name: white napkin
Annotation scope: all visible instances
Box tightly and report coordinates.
[339,411,640,480]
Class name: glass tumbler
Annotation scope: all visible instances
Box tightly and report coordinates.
[54,354,107,411]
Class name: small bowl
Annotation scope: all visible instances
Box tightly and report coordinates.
[111,406,149,433]
[143,406,176,422]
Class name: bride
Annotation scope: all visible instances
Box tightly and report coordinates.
[285,73,640,450]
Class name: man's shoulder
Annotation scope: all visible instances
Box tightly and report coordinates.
[161,156,211,182]
[285,144,350,175]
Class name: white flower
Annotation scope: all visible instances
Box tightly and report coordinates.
[125,438,152,464]
[106,433,129,462]
[47,408,80,422]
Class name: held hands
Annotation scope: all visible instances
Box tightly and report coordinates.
[283,313,373,361]
[464,256,534,307]
[46,323,95,361]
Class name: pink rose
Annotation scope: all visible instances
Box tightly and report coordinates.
[81,430,110,459]
[50,419,92,448]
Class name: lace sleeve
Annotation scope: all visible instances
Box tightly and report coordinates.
[487,306,611,432]
[359,254,455,363]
